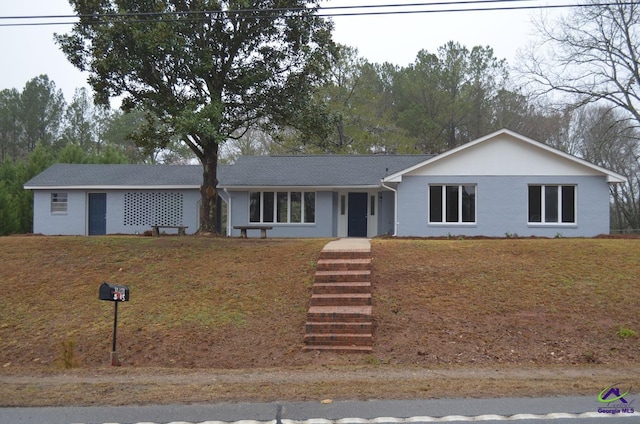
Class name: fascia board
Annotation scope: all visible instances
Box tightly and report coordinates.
[24,185,201,190]
[606,174,627,184]
[219,185,382,191]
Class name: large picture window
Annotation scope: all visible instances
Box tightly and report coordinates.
[250,191,315,223]
[529,185,575,224]
[429,185,476,223]
[51,193,68,213]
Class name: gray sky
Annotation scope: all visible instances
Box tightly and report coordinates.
[0,0,559,102]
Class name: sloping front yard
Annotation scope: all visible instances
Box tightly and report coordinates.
[371,237,639,366]
[0,236,638,406]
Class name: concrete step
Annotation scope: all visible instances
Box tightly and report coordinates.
[319,250,371,260]
[314,270,370,283]
[316,258,372,271]
[310,293,371,307]
[305,321,372,334]
[303,344,373,353]
[303,333,373,346]
[312,282,371,295]
[307,306,372,323]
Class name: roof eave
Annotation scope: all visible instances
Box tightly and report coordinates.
[607,175,627,184]
[382,176,403,183]
[219,184,383,190]
[24,185,201,190]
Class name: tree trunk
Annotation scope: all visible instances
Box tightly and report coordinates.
[199,142,219,234]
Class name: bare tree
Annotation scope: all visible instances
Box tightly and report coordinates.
[572,105,640,231]
[220,128,275,163]
[522,1,640,129]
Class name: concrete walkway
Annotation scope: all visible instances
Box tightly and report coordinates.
[321,238,371,252]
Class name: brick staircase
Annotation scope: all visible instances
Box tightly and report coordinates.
[304,247,373,353]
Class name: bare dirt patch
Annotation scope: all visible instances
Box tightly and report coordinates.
[0,236,638,406]
[370,238,640,367]
[2,365,639,407]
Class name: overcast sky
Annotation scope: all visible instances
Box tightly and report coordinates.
[0,0,562,102]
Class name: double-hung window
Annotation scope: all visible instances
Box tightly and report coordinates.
[429,185,476,224]
[250,191,315,223]
[51,193,68,213]
[528,185,575,224]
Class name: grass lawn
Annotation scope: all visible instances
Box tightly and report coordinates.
[0,235,638,406]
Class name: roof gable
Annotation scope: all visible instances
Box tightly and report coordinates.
[383,129,626,183]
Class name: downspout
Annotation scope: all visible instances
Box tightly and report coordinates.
[224,188,231,237]
[380,180,398,236]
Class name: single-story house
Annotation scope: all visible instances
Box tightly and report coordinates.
[24,129,625,237]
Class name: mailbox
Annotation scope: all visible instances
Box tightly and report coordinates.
[99,282,129,302]
[99,282,129,366]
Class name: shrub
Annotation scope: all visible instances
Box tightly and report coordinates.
[617,327,637,339]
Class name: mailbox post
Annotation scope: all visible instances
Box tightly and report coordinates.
[99,282,129,366]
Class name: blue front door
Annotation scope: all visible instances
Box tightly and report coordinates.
[88,193,107,235]
[348,192,368,237]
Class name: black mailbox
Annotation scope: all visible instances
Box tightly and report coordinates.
[99,282,129,302]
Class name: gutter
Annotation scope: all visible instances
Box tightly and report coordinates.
[224,188,232,237]
[23,185,201,190]
[220,185,381,191]
[381,180,398,237]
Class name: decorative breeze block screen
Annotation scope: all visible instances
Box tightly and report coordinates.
[124,192,184,226]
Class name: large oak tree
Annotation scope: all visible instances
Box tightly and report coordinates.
[56,0,334,233]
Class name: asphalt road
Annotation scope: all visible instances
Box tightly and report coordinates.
[1,396,638,424]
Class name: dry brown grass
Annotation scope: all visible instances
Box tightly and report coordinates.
[1,236,325,370]
[1,235,639,406]
[371,238,640,366]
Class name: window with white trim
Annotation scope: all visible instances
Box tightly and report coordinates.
[51,193,68,213]
[429,184,476,223]
[250,191,315,223]
[528,185,575,224]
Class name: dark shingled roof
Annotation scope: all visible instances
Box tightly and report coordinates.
[24,164,204,188]
[24,155,433,189]
[221,155,433,187]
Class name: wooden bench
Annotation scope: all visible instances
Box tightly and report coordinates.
[151,225,188,236]
[233,225,273,239]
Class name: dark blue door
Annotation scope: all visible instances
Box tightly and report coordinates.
[348,192,368,237]
[88,193,107,235]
